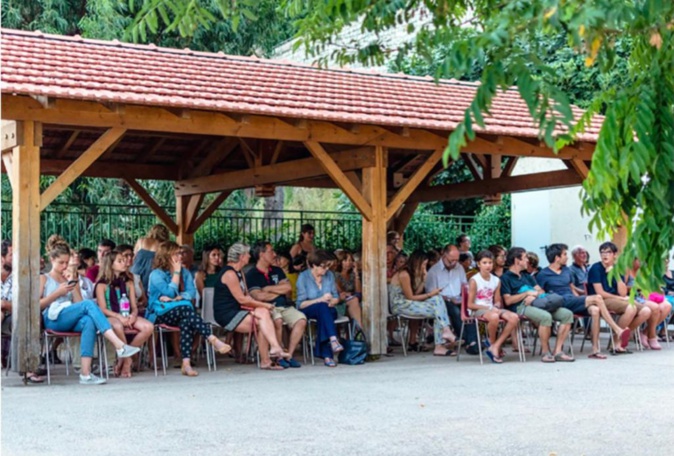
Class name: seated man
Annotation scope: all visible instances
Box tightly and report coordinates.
[426,244,479,352]
[587,242,651,353]
[246,240,306,368]
[569,245,589,295]
[537,243,629,359]
[500,247,574,363]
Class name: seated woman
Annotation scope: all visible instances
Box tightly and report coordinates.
[95,248,154,378]
[40,235,140,385]
[147,241,231,377]
[290,223,316,263]
[194,245,224,297]
[131,224,170,295]
[467,250,519,363]
[213,242,290,370]
[626,259,672,350]
[389,250,456,356]
[335,249,363,328]
[118,244,146,315]
[296,250,346,367]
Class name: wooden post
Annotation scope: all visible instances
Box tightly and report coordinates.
[11,121,42,374]
[361,146,388,355]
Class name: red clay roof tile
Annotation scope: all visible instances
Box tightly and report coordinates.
[1,28,601,142]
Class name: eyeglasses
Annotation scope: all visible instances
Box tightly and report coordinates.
[123,253,133,258]
[599,250,614,255]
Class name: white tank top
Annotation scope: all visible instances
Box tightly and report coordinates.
[470,273,499,309]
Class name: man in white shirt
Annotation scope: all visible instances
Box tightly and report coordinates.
[426,244,477,350]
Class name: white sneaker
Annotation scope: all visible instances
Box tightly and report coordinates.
[117,345,140,358]
[79,373,107,385]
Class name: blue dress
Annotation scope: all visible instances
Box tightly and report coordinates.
[130,249,155,295]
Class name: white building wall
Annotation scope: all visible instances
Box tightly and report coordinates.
[511,158,607,267]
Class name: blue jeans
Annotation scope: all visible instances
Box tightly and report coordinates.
[301,303,338,359]
[44,300,112,358]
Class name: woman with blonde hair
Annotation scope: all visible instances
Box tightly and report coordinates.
[148,241,231,376]
[40,235,140,385]
[131,224,170,296]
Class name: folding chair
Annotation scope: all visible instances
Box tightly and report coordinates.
[304,315,351,366]
[456,283,524,364]
[151,324,180,376]
[43,329,108,385]
[395,314,430,357]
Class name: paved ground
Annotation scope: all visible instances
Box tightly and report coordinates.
[2,336,674,456]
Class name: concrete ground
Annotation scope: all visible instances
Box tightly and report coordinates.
[2,336,674,456]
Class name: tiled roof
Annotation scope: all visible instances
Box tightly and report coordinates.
[1,29,600,142]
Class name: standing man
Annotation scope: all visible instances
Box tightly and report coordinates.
[85,239,115,282]
[587,242,651,353]
[537,243,629,359]
[500,247,574,363]
[426,244,479,352]
[569,245,589,295]
[247,241,306,368]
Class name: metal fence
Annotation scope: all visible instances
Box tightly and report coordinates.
[0,202,509,256]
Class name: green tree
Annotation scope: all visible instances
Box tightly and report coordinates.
[282,0,674,291]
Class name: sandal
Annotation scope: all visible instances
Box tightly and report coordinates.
[324,358,337,367]
[180,366,199,377]
[260,363,285,371]
[588,352,607,360]
[209,337,232,355]
[485,349,503,364]
[433,349,457,357]
[330,339,344,354]
[648,338,662,350]
[554,352,575,362]
[541,352,556,363]
[25,372,45,384]
[619,328,631,349]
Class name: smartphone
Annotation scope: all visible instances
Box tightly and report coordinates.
[67,280,78,286]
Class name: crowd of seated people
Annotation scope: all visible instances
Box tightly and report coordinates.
[3,224,674,385]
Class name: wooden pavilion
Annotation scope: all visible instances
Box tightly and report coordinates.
[0,29,600,373]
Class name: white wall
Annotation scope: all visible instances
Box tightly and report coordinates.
[511,158,607,267]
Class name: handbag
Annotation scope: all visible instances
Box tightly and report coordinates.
[531,294,563,313]
[338,321,368,365]
[154,299,192,316]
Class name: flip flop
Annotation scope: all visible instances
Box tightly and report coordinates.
[433,350,457,357]
[588,352,607,360]
[541,352,556,363]
[26,373,45,383]
[485,349,503,364]
[619,328,631,348]
[260,364,285,371]
[323,358,337,368]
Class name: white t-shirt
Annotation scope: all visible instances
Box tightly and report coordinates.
[470,273,500,310]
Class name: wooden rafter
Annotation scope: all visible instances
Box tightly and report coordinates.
[2,150,14,189]
[409,170,583,203]
[386,147,444,221]
[54,130,80,158]
[175,147,376,197]
[137,137,167,163]
[189,191,232,233]
[304,141,374,221]
[461,153,483,180]
[40,159,177,180]
[40,127,127,211]
[567,159,590,179]
[502,156,519,177]
[125,177,178,234]
[2,96,596,158]
[188,138,237,178]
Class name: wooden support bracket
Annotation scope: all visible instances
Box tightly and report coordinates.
[125,177,178,234]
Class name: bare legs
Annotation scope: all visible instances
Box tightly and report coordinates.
[237,308,289,368]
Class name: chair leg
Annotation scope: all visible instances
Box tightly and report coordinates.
[475,320,483,365]
[152,331,158,377]
[64,337,71,376]
[159,329,167,376]
[456,321,465,362]
[45,334,51,385]
[308,321,315,366]
[399,317,409,357]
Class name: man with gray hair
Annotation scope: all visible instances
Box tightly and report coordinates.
[570,245,589,295]
[180,244,199,276]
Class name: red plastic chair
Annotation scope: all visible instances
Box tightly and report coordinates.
[43,329,108,385]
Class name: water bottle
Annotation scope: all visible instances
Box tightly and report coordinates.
[120,293,130,317]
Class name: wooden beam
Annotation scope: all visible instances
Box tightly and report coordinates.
[190,191,231,232]
[175,147,376,197]
[502,156,519,177]
[471,135,593,160]
[568,158,590,179]
[304,141,374,221]
[3,95,597,157]
[485,154,502,180]
[345,171,362,190]
[125,178,178,234]
[270,141,285,165]
[409,169,583,203]
[11,120,42,374]
[393,202,419,235]
[175,194,202,246]
[2,121,19,152]
[137,137,166,163]
[361,146,388,355]
[2,151,14,189]
[461,153,483,180]
[238,138,257,168]
[188,138,237,178]
[386,147,444,221]
[41,159,178,180]
[40,127,127,211]
[54,130,81,158]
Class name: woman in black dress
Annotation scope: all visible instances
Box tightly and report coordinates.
[213,242,290,370]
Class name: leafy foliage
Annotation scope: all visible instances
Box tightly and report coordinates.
[285,0,674,291]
